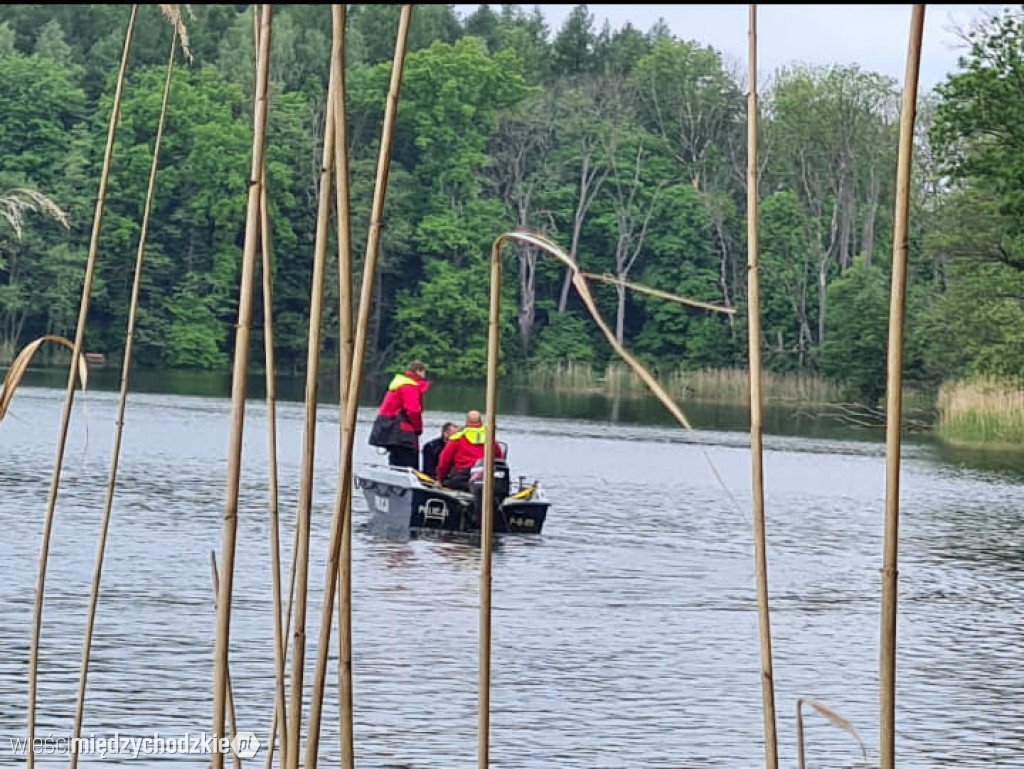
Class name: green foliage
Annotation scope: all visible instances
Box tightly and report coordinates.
[391,260,514,380]
[632,183,728,365]
[918,260,1024,381]
[932,10,1024,234]
[163,280,228,370]
[0,52,85,189]
[553,6,597,77]
[631,37,743,188]
[0,21,15,57]
[0,2,1020,410]
[529,312,599,367]
[818,257,889,403]
[760,191,817,369]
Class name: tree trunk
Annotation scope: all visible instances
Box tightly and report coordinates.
[557,205,585,313]
[615,278,626,344]
[518,243,537,353]
[861,165,880,266]
[369,260,384,374]
[709,205,734,328]
[838,172,855,271]
[817,260,828,347]
[558,152,604,313]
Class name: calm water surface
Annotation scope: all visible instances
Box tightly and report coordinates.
[1,374,1023,767]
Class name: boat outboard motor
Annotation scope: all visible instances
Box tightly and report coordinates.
[468,458,510,528]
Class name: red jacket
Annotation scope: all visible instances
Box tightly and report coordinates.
[436,422,503,483]
[376,371,430,447]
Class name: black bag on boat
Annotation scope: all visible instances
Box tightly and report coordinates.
[368,413,402,448]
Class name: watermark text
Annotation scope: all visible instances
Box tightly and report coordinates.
[6,732,261,759]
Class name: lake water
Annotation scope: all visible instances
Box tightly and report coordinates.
[1,370,1023,767]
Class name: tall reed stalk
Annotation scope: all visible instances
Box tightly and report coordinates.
[267,523,300,769]
[246,5,290,766]
[210,552,243,769]
[302,8,413,769]
[286,39,339,769]
[69,27,178,769]
[746,7,779,767]
[330,5,356,767]
[261,176,289,768]
[25,9,137,767]
[880,7,924,769]
[480,224,504,769]
[211,7,272,768]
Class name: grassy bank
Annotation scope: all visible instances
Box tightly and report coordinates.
[936,376,1024,447]
[520,361,844,405]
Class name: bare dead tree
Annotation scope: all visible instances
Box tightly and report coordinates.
[554,77,612,313]
[485,92,558,352]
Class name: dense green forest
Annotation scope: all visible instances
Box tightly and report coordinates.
[0,4,1022,404]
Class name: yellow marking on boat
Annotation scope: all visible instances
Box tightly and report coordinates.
[509,485,537,500]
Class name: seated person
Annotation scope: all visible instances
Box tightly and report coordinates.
[436,410,504,491]
[421,421,457,479]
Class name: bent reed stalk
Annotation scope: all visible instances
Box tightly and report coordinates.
[880,7,924,769]
[580,272,735,316]
[26,8,137,768]
[746,7,779,767]
[303,7,413,769]
[496,231,744,515]
[481,229,748,767]
[212,7,272,768]
[0,336,88,421]
[796,697,868,769]
[70,27,179,769]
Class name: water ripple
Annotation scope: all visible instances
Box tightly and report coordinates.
[1,385,1022,766]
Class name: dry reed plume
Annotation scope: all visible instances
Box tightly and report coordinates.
[796,697,869,769]
[0,335,88,421]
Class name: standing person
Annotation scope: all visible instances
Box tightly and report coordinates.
[368,360,430,469]
[421,421,458,479]
[436,410,504,490]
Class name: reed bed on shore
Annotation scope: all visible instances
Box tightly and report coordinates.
[522,361,843,405]
[936,375,1024,446]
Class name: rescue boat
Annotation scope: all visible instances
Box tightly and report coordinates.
[353,458,550,536]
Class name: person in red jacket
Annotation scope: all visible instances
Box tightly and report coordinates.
[368,360,430,469]
[436,410,504,490]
